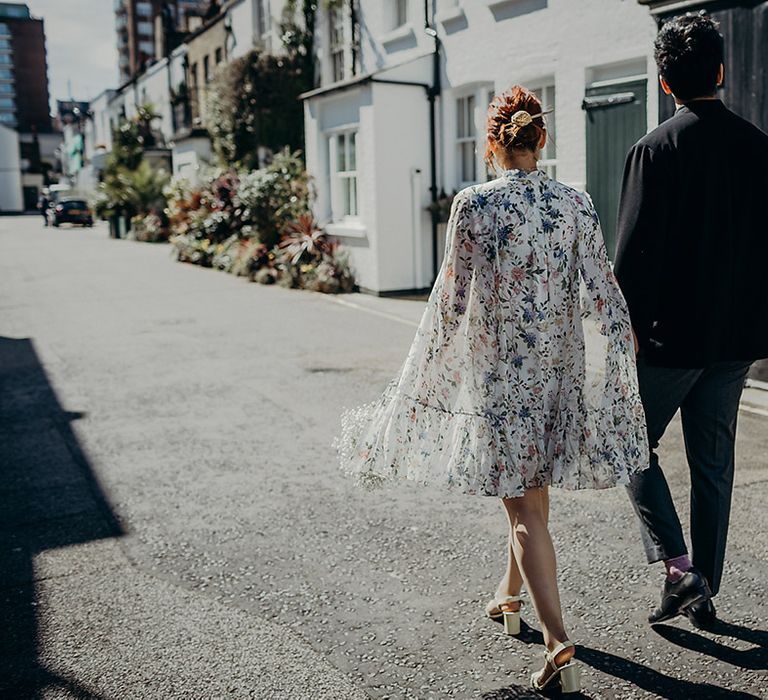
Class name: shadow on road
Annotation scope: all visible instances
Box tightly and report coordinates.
[653,621,768,671]
[0,337,122,698]
[486,618,761,699]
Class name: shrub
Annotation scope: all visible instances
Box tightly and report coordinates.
[130,211,169,242]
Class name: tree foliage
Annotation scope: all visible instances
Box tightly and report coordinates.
[95,112,169,219]
[205,1,318,169]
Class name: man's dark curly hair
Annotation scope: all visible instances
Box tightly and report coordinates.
[654,13,724,101]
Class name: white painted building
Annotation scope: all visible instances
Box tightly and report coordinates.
[303,0,659,294]
[85,0,293,187]
[0,122,22,212]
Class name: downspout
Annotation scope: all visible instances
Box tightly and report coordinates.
[167,56,176,135]
[424,0,441,286]
[361,2,441,290]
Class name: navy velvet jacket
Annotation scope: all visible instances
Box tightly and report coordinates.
[614,99,768,368]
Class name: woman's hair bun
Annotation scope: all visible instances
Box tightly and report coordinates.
[486,86,545,160]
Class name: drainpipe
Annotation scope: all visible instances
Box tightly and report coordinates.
[366,3,442,290]
[424,0,441,286]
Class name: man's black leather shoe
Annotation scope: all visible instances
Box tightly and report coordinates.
[648,569,712,624]
[685,597,718,631]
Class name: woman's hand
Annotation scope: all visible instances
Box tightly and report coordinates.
[632,329,639,355]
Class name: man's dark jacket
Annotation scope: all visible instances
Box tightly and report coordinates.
[614,99,768,368]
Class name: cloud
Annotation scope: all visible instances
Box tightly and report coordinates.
[26,0,119,109]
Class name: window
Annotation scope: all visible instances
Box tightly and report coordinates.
[485,88,497,180]
[136,1,153,16]
[189,61,198,86]
[0,68,11,80]
[532,84,557,178]
[0,23,9,36]
[394,0,408,27]
[0,82,12,94]
[256,0,271,37]
[0,96,14,109]
[137,21,154,36]
[457,94,477,185]
[215,47,223,64]
[0,111,15,123]
[331,131,358,218]
[329,7,345,83]
[0,38,10,50]
[0,5,27,18]
[138,40,154,56]
[203,55,210,82]
[0,53,10,65]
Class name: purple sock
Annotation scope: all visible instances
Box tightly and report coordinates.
[665,554,692,582]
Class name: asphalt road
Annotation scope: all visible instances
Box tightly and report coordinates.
[1,216,766,700]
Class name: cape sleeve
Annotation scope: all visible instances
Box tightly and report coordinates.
[576,195,648,474]
[577,197,634,353]
[336,188,502,491]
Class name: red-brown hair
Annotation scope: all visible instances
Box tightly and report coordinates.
[485,85,546,165]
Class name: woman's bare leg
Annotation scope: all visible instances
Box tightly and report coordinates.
[502,487,572,653]
[496,488,549,602]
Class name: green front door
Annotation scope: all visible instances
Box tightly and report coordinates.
[584,80,647,258]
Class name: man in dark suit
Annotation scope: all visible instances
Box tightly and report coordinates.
[615,13,768,630]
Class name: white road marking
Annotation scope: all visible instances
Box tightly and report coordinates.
[329,296,419,328]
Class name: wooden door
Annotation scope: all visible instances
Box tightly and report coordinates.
[584,80,647,258]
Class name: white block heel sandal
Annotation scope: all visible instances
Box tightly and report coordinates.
[484,595,521,635]
[530,641,581,694]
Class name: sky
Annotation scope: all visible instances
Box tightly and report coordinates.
[26,0,119,111]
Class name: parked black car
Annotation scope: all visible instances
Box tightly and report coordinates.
[50,199,94,227]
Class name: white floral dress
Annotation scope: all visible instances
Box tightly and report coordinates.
[337,169,649,498]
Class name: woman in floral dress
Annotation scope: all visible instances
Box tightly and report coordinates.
[337,86,648,693]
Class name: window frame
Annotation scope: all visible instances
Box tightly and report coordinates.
[456,93,477,186]
[393,0,409,28]
[530,82,557,179]
[328,6,346,83]
[138,40,154,56]
[136,1,153,17]
[328,128,360,221]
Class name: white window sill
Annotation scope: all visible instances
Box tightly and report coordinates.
[487,0,547,16]
[436,6,466,26]
[326,220,367,239]
[381,23,415,49]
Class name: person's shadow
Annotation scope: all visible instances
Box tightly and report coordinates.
[652,620,768,671]
[0,337,121,698]
[482,619,762,699]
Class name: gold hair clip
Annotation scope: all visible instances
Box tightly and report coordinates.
[511,111,534,127]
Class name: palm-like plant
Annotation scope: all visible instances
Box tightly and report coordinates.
[278,214,330,265]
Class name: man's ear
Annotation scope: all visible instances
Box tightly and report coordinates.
[717,63,724,88]
[659,75,673,96]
